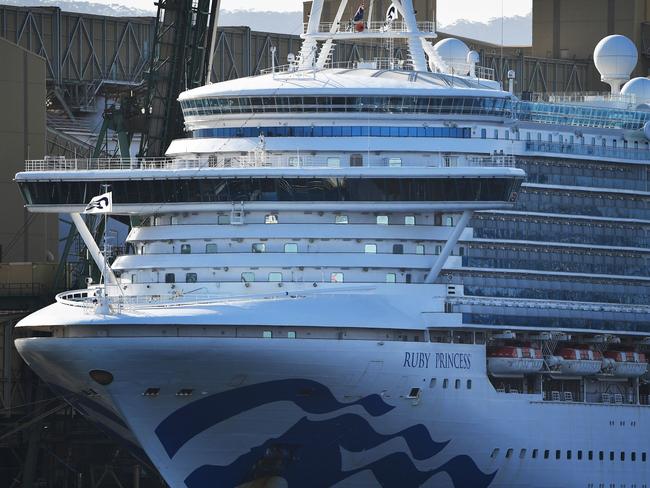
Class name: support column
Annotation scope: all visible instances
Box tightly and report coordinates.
[424,210,472,284]
[391,0,428,71]
[299,0,324,68]
[1,320,12,414]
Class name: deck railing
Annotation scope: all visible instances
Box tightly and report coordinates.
[24,153,516,172]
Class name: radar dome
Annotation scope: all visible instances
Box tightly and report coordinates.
[593,35,638,93]
[621,77,650,105]
[433,38,470,75]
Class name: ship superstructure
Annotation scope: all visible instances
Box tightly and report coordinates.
[12,1,650,487]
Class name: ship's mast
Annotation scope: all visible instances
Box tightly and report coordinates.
[300,0,437,71]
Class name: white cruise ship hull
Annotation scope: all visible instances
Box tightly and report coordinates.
[16,335,650,488]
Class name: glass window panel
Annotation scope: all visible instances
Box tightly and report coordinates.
[284,243,298,253]
[185,273,197,283]
[205,243,218,253]
[268,272,283,282]
[365,244,377,253]
[330,272,344,283]
[252,243,266,253]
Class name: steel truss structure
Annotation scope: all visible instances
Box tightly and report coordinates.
[0,5,155,112]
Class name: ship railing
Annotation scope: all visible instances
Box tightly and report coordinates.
[528,91,637,106]
[524,140,650,161]
[446,296,650,315]
[303,20,436,35]
[261,58,415,75]
[25,153,517,172]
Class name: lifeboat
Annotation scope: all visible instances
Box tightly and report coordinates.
[548,348,602,376]
[603,351,648,378]
[487,346,544,375]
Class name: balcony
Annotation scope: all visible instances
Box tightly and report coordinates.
[524,141,650,161]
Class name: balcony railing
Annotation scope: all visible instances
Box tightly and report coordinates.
[524,141,650,161]
[24,153,516,172]
[303,21,436,35]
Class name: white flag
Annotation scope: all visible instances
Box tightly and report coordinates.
[386,4,398,22]
[84,192,112,214]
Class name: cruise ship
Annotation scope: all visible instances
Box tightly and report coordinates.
[12,1,650,486]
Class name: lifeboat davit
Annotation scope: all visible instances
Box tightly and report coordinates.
[487,346,544,375]
[548,348,602,376]
[603,351,648,377]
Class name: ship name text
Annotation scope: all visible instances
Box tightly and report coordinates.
[403,352,471,370]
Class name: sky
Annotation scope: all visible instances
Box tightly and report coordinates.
[94,0,532,24]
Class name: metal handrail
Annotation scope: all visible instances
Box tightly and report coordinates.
[303,21,436,34]
[24,153,516,172]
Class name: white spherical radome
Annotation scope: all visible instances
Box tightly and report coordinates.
[593,35,638,81]
[433,38,470,75]
[621,77,650,105]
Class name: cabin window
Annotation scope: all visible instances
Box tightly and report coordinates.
[519,449,526,459]
[544,450,549,459]
[405,273,412,283]
[643,452,647,462]
[599,451,604,461]
[181,244,191,254]
[407,387,420,399]
[404,215,416,225]
[480,128,487,139]
[621,452,625,461]
[335,215,349,224]
[241,272,255,283]
[284,243,298,253]
[445,216,454,226]
[578,450,583,460]
[454,379,461,389]
[392,244,404,254]
[632,452,637,462]
[458,246,465,256]
[610,451,614,461]
[505,448,513,459]
[265,214,279,224]
[435,245,442,255]
[376,215,389,225]
[365,244,377,253]
[185,273,197,283]
[263,331,272,338]
[505,130,510,140]
[415,244,425,255]
[268,272,283,282]
[131,274,137,284]
[287,331,296,339]
[567,450,572,460]
[532,449,538,459]
[429,378,436,388]
[494,129,499,139]
[205,243,218,253]
[388,157,402,167]
[490,448,499,459]
[330,272,344,283]
[588,451,594,461]
[350,154,363,167]
[218,215,230,224]
[164,273,175,284]
[327,157,340,168]
[385,273,397,283]
[556,450,561,460]
[442,379,449,389]
[466,379,472,389]
[252,243,266,253]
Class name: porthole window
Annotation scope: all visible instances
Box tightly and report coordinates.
[599,451,604,461]
[544,450,550,459]
[621,452,625,461]
[268,272,283,282]
[519,449,526,459]
[429,378,436,388]
[284,243,298,253]
[643,452,647,462]
[466,379,472,389]
[335,215,349,224]
[252,243,266,253]
[330,272,344,283]
[609,451,614,461]
[578,450,583,460]
[532,449,538,459]
[185,273,197,283]
[180,244,191,254]
[588,451,593,460]
[241,272,255,283]
[365,244,377,253]
[567,450,572,460]
[632,452,637,462]
[490,448,499,459]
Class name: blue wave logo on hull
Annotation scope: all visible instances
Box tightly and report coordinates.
[155,379,496,487]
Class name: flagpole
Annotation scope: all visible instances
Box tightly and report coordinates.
[101,184,110,308]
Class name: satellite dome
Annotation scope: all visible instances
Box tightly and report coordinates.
[593,35,638,93]
[621,77,650,105]
[433,38,470,75]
